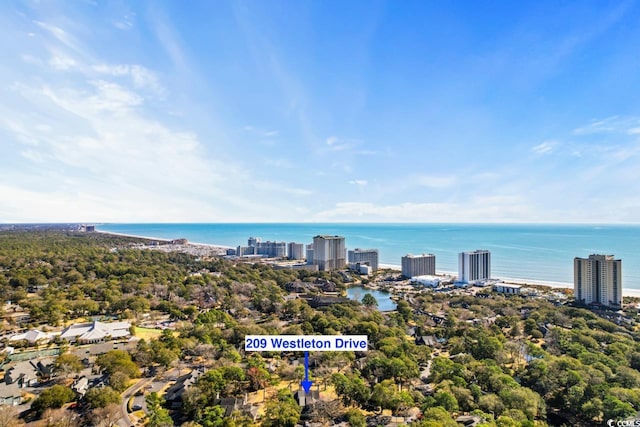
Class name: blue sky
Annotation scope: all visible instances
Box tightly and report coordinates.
[1,0,640,223]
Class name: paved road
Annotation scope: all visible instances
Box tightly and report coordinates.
[117,377,154,427]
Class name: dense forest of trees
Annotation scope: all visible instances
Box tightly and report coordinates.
[1,231,640,427]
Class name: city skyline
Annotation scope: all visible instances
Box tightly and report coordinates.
[2,1,640,223]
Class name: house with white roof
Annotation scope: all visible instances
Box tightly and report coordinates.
[9,329,56,345]
[60,321,131,343]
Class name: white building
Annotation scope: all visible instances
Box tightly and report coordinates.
[458,250,491,284]
[9,329,56,344]
[411,275,441,288]
[494,283,522,294]
[288,242,305,260]
[256,241,287,258]
[60,320,131,343]
[348,263,372,275]
[401,254,436,278]
[348,248,379,272]
[313,235,346,271]
[574,254,622,308]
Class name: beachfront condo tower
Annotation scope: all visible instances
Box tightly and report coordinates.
[288,242,305,260]
[313,235,346,271]
[458,250,491,284]
[401,254,436,278]
[574,254,622,308]
[348,248,379,272]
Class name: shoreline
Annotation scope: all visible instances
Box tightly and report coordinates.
[378,263,640,298]
[95,229,233,250]
[94,233,640,299]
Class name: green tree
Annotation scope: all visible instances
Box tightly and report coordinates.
[415,407,458,427]
[361,294,378,307]
[371,379,399,411]
[332,372,371,407]
[345,408,366,427]
[434,391,459,412]
[31,385,75,416]
[84,386,121,409]
[54,353,83,378]
[200,406,225,427]
[603,395,635,421]
[146,392,173,427]
[96,350,140,377]
[262,389,301,427]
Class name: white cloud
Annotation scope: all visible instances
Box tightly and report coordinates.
[243,126,279,138]
[92,64,165,96]
[264,158,293,168]
[349,179,368,186]
[531,140,558,154]
[112,13,135,30]
[49,54,78,70]
[313,198,535,223]
[572,116,640,135]
[20,54,43,66]
[34,21,80,52]
[415,174,456,189]
[325,136,359,151]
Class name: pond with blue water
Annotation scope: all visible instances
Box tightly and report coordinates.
[346,286,397,311]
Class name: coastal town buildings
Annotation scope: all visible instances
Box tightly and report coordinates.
[494,283,523,294]
[347,248,379,271]
[236,237,286,258]
[312,235,346,271]
[401,254,436,278]
[410,275,441,287]
[256,241,287,258]
[288,242,305,260]
[574,254,622,308]
[306,244,314,264]
[236,245,257,257]
[458,250,491,284]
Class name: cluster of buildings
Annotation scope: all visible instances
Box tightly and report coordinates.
[6,320,132,346]
[229,235,378,274]
[228,234,624,310]
[231,238,305,260]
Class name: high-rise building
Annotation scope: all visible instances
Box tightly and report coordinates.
[256,241,287,258]
[313,235,346,271]
[574,254,622,308]
[401,254,436,278]
[348,248,379,272]
[236,246,256,257]
[248,237,260,247]
[306,244,314,265]
[288,242,305,260]
[458,250,491,284]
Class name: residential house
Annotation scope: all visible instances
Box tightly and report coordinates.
[164,368,205,409]
[0,382,22,405]
[4,361,38,388]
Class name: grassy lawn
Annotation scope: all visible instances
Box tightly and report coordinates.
[133,326,163,340]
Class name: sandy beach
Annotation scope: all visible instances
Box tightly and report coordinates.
[96,229,233,256]
[378,263,640,298]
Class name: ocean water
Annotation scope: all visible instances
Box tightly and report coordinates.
[96,223,640,291]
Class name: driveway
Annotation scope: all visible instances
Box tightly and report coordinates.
[117,377,153,427]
